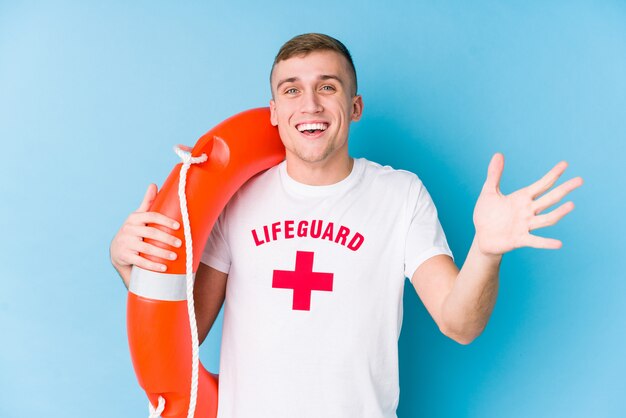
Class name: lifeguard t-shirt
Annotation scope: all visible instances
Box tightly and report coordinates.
[201,157,453,418]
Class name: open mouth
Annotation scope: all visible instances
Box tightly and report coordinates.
[296,122,329,136]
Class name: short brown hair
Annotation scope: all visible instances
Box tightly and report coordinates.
[270,33,358,95]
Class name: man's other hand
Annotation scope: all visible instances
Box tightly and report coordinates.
[109,184,182,287]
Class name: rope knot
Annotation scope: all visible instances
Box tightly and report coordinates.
[174,145,208,165]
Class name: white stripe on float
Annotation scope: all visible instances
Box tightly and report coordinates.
[129,266,193,301]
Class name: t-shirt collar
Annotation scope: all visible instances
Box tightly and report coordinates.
[279,158,364,197]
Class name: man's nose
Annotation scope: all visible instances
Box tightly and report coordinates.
[300,90,323,113]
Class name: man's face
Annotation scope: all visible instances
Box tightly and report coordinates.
[269,50,363,167]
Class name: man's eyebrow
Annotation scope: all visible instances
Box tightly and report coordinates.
[319,74,345,86]
[276,77,298,91]
[275,74,345,91]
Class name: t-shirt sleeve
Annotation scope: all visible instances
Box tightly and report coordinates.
[200,210,232,274]
[404,176,454,279]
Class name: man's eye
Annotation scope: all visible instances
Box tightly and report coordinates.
[321,85,335,91]
[285,88,298,94]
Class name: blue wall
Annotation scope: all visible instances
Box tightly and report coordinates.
[1,1,624,417]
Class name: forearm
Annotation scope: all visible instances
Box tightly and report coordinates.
[116,265,131,289]
[441,235,502,344]
[109,235,132,289]
[110,243,131,289]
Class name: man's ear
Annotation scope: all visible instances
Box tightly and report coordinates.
[351,95,364,122]
[270,99,278,126]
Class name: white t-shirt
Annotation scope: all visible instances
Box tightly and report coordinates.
[201,157,453,418]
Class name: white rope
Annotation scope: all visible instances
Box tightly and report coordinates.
[148,396,165,418]
[175,146,207,418]
[147,146,207,418]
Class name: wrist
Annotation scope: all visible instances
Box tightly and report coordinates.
[472,235,503,263]
[112,261,132,289]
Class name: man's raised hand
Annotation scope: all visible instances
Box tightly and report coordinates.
[473,153,583,257]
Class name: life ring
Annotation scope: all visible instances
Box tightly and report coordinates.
[127,108,285,417]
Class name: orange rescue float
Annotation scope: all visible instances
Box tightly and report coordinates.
[127,108,285,417]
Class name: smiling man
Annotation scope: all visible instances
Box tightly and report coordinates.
[110,33,583,418]
[269,42,363,186]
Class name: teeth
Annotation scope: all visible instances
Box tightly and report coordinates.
[297,123,328,132]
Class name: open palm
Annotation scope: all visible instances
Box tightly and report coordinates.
[473,153,583,256]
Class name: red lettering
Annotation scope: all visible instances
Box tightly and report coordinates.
[310,220,322,238]
[334,226,350,246]
[251,220,364,252]
[251,229,265,246]
[271,222,281,241]
[321,222,334,241]
[297,221,308,237]
[285,220,295,239]
[263,225,270,243]
[347,233,364,251]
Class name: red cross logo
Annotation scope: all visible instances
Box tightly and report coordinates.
[272,251,334,311]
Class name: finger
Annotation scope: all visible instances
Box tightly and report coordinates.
[135,241,178,262]
[127,211,180,230]
[482,153,505,193]
[527,161,568,199]
[125,253,168,273]
[532,176,583,214]
[137,184,158,212]
[128,225,182,248]
[529,201,575,230]
[520,233,563,249]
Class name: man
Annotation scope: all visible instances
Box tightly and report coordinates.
[110,33,583,417]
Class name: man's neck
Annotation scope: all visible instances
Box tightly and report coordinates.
[285,154,354,186]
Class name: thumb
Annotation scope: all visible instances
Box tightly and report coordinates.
[483,153,504,193]
[137,183,158,212]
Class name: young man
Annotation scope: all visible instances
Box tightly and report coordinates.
[110,34,582,417]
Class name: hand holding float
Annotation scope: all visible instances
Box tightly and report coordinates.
[127,108,285,417]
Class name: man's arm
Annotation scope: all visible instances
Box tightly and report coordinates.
[411,153,583,345]
[195,263,228,344]
[110,184,227,343]
[411,242,500,345]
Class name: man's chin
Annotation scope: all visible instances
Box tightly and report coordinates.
[289,149,334,165]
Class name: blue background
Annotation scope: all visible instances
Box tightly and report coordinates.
[1,1,624,417]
